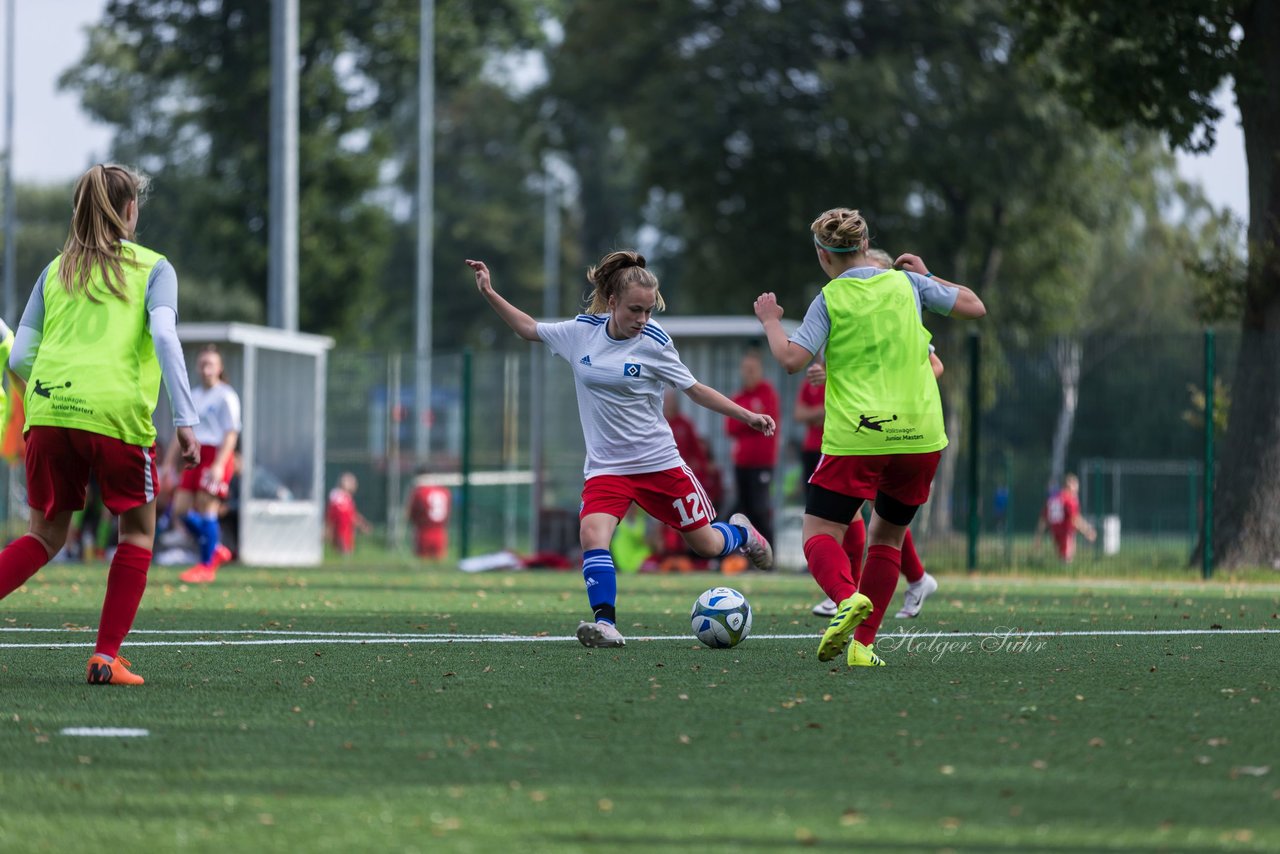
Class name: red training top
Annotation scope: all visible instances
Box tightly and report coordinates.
[726,381,780,467]
[796,380,825,453]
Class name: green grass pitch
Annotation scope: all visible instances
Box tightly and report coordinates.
[1,562,1277,852]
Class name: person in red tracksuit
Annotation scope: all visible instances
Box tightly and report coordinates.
[725,349,780,554]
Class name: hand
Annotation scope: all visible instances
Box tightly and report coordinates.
[175,426,200,469]
[805,361,827,386]
[465,259,493,294]
[748,412,776,437]
[894,253,929,276]
[753,293,784,324]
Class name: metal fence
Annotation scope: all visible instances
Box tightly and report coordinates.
[0,328,1236,576]
[324,328,1236,577]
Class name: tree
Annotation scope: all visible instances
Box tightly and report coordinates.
[1017,0,1277,568]
[60,0,546,348]
[547,0,1231,535]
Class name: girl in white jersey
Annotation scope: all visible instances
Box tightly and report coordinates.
[165,344,241,584]
[468,251,776,648]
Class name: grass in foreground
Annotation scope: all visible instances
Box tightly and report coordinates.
[1,562,1277,853]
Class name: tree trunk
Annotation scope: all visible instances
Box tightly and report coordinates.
[1048,337,1082,491]
[1211,0,1280,569]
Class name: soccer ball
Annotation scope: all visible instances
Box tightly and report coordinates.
[690,586,752,648]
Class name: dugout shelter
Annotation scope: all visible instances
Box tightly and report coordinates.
[155,323,334,566]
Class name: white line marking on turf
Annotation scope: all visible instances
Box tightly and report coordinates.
[60,728,150,737]
[0,628,477,638]
[0,627,1276,649]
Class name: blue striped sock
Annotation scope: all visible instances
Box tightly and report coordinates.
[712,522,746,556]
[582,548,617,624]
[199,514,220,565]
[182,510,203,543]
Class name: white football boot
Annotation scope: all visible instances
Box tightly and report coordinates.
[576,620,626,648]
[894,572,939,619]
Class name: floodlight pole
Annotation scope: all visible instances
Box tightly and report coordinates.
[268,0,299,331]
[414,0,434,463]
[529,160,561,550]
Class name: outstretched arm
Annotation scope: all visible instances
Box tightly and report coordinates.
[895,254,987,319]
[753,293,815,374]
[684,383,775,436]
[466,259,541,342]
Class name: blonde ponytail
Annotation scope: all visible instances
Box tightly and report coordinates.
[58,164,148,302]
[584,249,664,314]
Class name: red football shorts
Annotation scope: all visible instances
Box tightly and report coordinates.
[179,445,233,498]
[808,451,942,507]
[414,527,448,559]
[581,465,716,532]
[25,426,158,518]
[1051,526,1076,561]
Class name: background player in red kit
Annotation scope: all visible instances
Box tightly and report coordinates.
[1036,473,1095,562]
[327,471,371,554]
[406,465,451,560]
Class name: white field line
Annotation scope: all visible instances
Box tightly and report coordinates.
[0,627,1276,649]
[60,728,150,737]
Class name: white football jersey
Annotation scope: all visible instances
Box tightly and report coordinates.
[536,314,697,479]
[191,382,242,446]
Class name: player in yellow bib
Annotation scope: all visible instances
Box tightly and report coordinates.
[755,208,985,666]
[0,164,200,685]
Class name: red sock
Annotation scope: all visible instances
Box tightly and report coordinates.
[900,529,925,584]
[854,544,901,646]
[0,535,52,600]
[803,535,856,603]
[95,544,152,658]
[843,517,867,587]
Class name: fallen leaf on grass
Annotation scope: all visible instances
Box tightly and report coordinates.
[1229,766,1270,778]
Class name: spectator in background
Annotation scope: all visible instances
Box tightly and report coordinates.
[1036,473,1095,563]
[726,349,780,551]
[993,484,1010,534]
[327,472,372,555]
[406,465,451,560]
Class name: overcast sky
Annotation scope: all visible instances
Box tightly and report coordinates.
[3,0,1251,222]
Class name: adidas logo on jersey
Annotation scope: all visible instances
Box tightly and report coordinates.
[579,355,592,366]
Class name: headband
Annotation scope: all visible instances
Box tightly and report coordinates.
[813,236,862,253]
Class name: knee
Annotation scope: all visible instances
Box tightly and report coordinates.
[579,518,612,550]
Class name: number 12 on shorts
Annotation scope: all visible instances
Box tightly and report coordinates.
[671,493,706,527]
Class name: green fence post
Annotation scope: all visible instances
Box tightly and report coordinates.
[460,349,473,559]
[967,330,980,572]
[1202,330,1215,580]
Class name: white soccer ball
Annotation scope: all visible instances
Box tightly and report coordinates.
[690,586,752,648]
